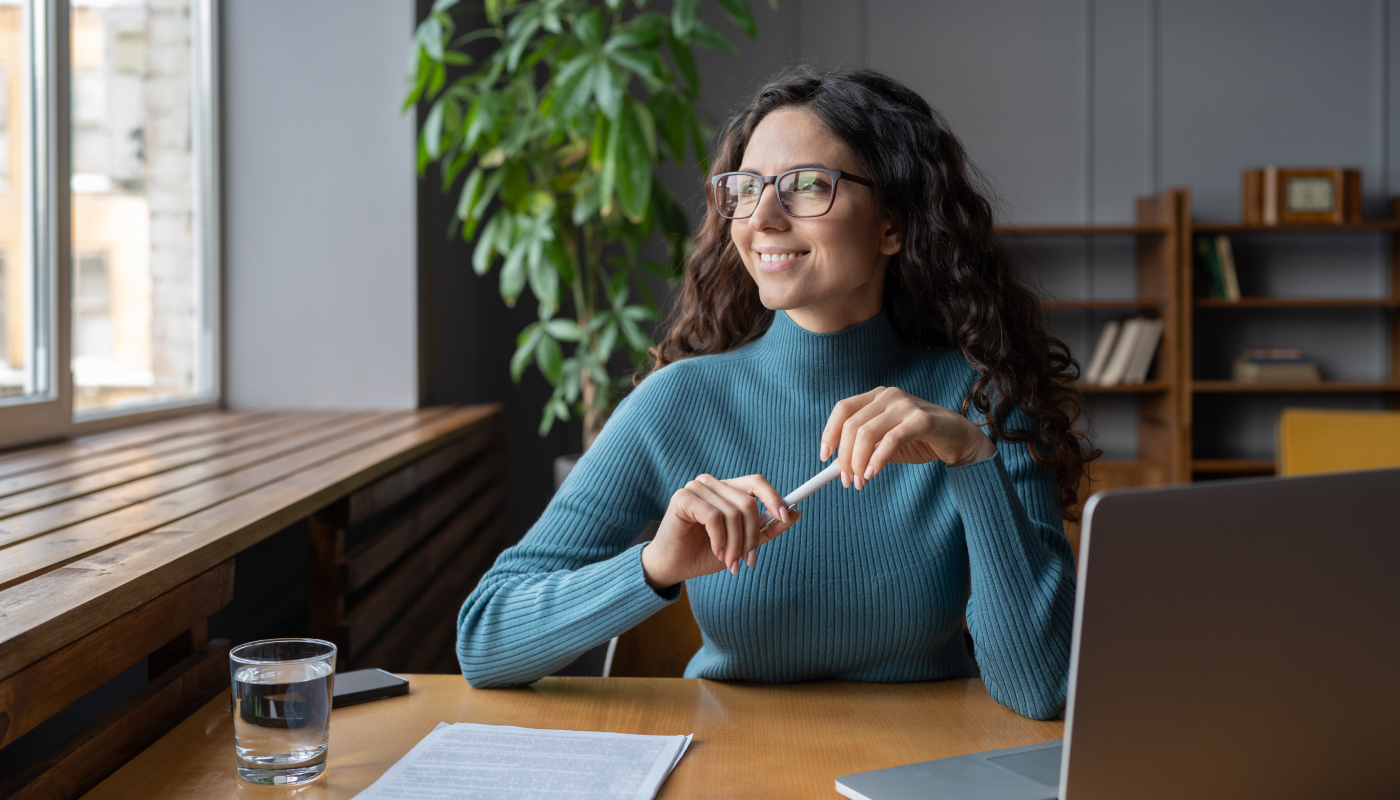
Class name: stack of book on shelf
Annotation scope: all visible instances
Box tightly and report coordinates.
[1232,348,1321,382]
[1083,317,1165,386]
[1194,235,1240,301]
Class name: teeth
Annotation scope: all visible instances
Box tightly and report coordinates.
[759,252,804,262]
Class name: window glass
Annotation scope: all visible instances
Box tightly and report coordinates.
[0,1,38,404]
[71,0,205,414]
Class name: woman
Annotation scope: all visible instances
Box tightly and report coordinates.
[457,68,1095,721]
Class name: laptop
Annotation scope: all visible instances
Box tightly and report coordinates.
[837,467,1400,800]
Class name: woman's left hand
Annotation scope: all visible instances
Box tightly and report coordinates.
[821,386,996,489]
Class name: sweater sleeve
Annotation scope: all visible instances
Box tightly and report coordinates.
[945,443,1076,720]
[455,382,678,688]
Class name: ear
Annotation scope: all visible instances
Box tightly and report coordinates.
[878,213,904,256]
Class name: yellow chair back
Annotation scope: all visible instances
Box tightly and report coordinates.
[1276,408,1400,476]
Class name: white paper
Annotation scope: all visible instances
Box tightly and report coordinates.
[352,722,693,800]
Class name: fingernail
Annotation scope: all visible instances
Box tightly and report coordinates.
[820,443,830,461]
[779,506,789,524]
[842,471,850,488]
[864,465,874,480]
[746,551,757,568]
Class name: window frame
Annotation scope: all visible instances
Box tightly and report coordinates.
[0,0,221,449]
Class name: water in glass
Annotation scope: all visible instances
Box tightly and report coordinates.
[232,657,334,784]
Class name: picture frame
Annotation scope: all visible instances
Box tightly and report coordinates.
[1242,167,1362,226]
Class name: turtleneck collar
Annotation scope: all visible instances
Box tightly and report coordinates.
[752,309,912,392]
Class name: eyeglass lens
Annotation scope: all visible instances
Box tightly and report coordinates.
[715,171,836,219]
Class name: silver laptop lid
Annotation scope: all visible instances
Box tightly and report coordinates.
[1061,468,1400,800]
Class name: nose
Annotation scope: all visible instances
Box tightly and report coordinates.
[745,181,789,233]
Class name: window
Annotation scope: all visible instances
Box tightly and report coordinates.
[0,0,217,449]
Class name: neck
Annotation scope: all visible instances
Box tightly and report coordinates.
[754,308,910,395]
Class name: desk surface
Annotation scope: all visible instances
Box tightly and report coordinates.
[0,408,495,682]
[82,675,1063,799]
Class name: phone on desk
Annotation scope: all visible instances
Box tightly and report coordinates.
[332,669,410,708]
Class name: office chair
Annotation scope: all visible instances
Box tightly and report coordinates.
[1276,408,1400,476]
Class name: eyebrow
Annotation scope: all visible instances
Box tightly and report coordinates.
[733,163,835,174]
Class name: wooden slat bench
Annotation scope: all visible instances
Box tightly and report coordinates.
[0,407,505,800]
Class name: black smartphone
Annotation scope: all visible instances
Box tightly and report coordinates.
[331,668,410,708]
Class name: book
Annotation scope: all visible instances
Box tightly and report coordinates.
[1232,348,1320,382]
[1215,235,1240,301]
[1125,318,1164,384]
[1097,317,1143,386]
[1083,320,1121,385]
[1194,236,1226,298]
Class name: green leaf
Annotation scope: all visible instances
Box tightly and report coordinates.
[621,304,659,321]
[607,269,629,308]
[650,92,687,161]
[547,236,575,284]
[630,97,657,159]
[545,318,581,341]
[562,359,582,402]
[455,167,483,220]
[671,0,699,39]
[641,259,675,279]
[473,213,505,275]
[500,234,530,306]
[667,30,700,93]
[717,0,758,38]
[619,315,652,352]
[689,20,737,53]
[592,61,623,120]
[595,319,619,360]
[608,48,660,86]
[419,15,445,61]
[575,9,605,48]
[599,113,623,214]
[527,238,560,307]
[469,170,505,226]
[616,108,653,222]
[463,93,500,153]
[604,0,622,11]
[485,0,505,25]
[424,98,446,158]
[505,17,542,72]
[511,324,543,382]
[604,25,660,53]
[536,334,564,384]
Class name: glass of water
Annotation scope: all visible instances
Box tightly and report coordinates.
[230,638,337,785]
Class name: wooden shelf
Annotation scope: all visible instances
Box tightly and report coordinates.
[1192,459,1276,473]
[1192,380,1400,393]
[1078,381,1170,393]
[1192,221,1400,233]
[1041,298,1166,310]
[995,224,1171,236]
[1195,297,1398,308]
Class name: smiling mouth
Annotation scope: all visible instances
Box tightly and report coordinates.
[757,251,809,263]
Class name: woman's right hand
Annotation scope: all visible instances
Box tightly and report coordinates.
[640,474,802,589]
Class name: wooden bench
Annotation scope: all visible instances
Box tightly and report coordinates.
[0,407,506,799]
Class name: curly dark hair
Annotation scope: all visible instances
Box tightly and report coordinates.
[645,67,1098,520]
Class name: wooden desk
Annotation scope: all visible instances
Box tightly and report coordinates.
[82,675,1063,799]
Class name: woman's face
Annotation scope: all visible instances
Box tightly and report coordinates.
[729,107,902,332]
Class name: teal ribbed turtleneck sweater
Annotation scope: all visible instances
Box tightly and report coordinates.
[456,310,1076,720]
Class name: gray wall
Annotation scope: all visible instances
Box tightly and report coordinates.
[224,0,417,410]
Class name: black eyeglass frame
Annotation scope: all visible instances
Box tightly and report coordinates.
[710,168,874,219]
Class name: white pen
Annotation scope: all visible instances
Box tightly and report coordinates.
[757,460,845,533]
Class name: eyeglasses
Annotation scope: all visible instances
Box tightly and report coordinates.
[711,168,873,219]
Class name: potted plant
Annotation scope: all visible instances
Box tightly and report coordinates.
[406,0,773,457]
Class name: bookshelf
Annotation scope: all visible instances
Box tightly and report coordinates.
[1005,188,1396,538]
[999,189,1187,538]
[1181,195,1400,479]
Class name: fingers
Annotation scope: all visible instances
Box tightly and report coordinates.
[684,478,745,574]
[820,388,879,463]
[837,395,891,487]
[697,476,760,575]
[846,409,906,488]
[864,418,920,480]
